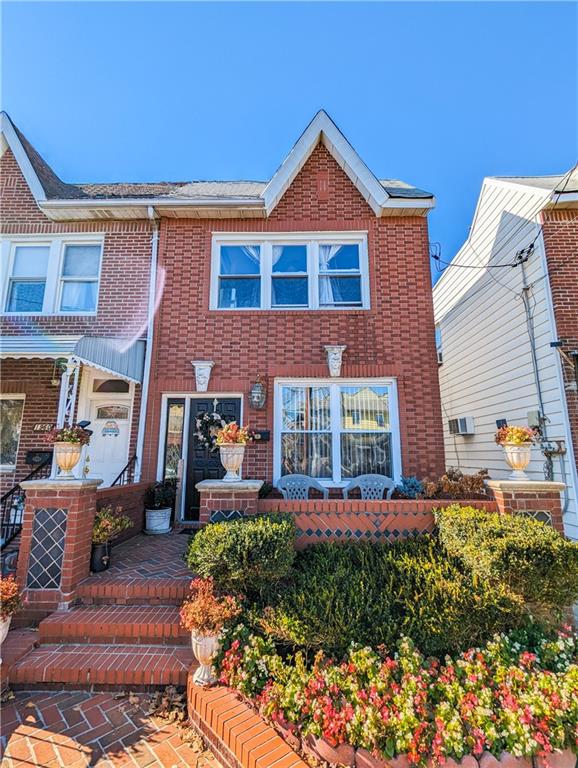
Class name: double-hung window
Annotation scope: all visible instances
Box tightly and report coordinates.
[212,233,369,310]
[0,395,25,470]
[2,236,103,315]
[275,380,400,484]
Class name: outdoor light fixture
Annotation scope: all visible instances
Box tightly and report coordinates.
[249,375,267,409]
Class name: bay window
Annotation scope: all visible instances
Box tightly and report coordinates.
[211,233,369,310]
[2,236,103,315]
[275,380,400,484]
[0,395,25,470]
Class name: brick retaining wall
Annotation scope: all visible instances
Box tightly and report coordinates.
[96,480,152,544]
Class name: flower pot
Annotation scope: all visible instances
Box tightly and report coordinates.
[219,444,245,482]
[191,632,220,686]
[356,747,391,768]
[502,443,532,480]
[497,753,532,768]
[90,542,111,572]
[0,615,11,664]
[145,507,172,534]
[272,715,300,751]
[310,736,355,767]
[54,441,82,478]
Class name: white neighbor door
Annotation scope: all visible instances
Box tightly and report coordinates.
[87,401,131,486]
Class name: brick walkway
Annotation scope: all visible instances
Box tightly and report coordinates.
[88,533,192,580]
[1,690,222,767]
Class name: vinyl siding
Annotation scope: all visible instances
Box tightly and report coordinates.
[433,179,578,539]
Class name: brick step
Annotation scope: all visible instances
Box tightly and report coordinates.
[39,605,189,645]
[76,576,191,606]
[9,643,194,690]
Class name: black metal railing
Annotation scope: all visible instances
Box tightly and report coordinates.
[111,454,138,487]
[0,457,53,550]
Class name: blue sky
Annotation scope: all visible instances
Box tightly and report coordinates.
[2,2,577,278]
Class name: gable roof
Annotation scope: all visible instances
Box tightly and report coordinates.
[0,110,434,219]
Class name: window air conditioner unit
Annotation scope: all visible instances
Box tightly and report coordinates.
[448,417,475,435]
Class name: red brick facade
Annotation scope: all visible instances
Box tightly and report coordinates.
[541,208,578,475]
[142,143,445,487]
[0,148,152,490]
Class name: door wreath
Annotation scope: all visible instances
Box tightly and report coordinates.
[195,411,227,452]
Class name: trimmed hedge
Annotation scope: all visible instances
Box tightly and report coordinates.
[258,537,525,658]
[436,505,578,621]
[186,513,296,597]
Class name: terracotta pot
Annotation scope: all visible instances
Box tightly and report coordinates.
[273,716,300,751]
[0,615,11,664]
[191,632,220,686]
[219,444,245,482]
[54,441,82,478]
[502,443,532,480]
[310,735,355,767]
[498,752,533,768]
[535,750,577,768]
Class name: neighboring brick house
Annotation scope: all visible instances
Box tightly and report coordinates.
[0,113,155,502]
[433,169,578,539]
[0,110,445,527]
[139,111,445,520]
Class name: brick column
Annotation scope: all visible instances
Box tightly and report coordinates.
[195,479,263,525]
[486,480,566,534]
[16,478,102,613]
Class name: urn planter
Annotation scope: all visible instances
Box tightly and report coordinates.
[90,542,111,573]
[502,443,532,480]
[191,632,220,686]
[219,445,245,482]
[54,441,82,478]
[0,615,11,664]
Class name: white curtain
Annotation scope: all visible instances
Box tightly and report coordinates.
[319,244,343,304]
[60,281,97,311]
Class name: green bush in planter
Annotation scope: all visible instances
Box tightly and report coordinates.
[436,505,578,621]
[145,479,176,509]
[186,513,296,597]
[259,537,525,658]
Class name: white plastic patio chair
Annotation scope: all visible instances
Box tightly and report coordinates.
[276,474,330,500]
[342,474,396,500]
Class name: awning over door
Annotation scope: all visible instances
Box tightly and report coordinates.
[73,337,146,383]
[0,335,146,383]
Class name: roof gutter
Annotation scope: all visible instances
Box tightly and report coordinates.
[134,206,159,482]
[39,196,265,209]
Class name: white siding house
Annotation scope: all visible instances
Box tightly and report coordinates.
[433,176,578,540]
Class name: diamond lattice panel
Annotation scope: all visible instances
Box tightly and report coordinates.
[27,507,68,589]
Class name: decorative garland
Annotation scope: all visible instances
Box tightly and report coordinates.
[195,411,227,452]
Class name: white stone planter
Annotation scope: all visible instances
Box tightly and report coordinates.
[0,615,12,665]
[503,443,532,480]
[219,445,245,482]
[191,632,220,686]
[54,442,82,478]
[145,507,172,534]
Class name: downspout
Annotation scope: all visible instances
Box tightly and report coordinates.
[135,206,159,482]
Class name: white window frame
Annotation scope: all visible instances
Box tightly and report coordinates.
[273,378,401,486]
[210,232,370,310]
[1,234,104,316]
[0,394,26,471]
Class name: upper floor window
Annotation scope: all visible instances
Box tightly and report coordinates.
[1,236,103,315]
[211,233,369,310]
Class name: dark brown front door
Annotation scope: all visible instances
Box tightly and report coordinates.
[184,397,242,521]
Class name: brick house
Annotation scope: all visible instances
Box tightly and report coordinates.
[0,110,445,529]
[0,112,155,514]
[433,169,578,539]
[139,111,445,520]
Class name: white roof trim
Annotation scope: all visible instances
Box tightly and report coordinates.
[0,113,46,202]
[262,110,390,217]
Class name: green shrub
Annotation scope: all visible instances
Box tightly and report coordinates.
[186,513,296,597]
[258,537,525,658]
[436,505,578,621]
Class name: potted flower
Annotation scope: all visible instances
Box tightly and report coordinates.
[144,479,176,534]
[216,422,252,482]
[0,574,22,661]
[91,505,133,572]
[495,425,539,480]
[46,424,91,478]
[180,577,241,686]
